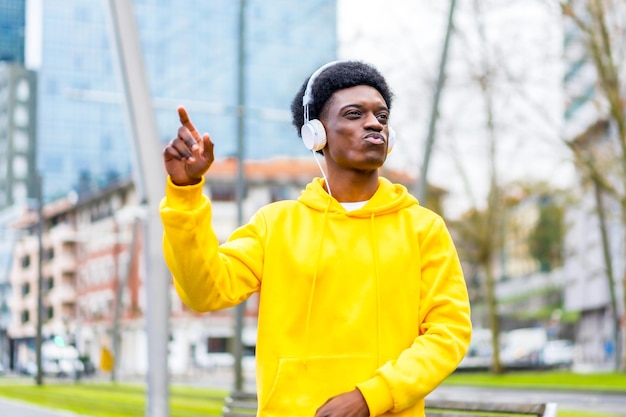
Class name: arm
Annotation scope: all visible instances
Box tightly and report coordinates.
[356,216,472,416]
[160,107,261,311]
[160,177,262,312]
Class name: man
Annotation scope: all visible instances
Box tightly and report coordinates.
[160,60,471,417]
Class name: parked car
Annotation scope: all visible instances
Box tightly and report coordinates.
[500,327,548,368]
[539,340,574,369]
[18,341,85,378]
[19,361,37,376]
[457,327,493,370]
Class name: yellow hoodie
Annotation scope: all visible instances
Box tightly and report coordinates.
[160,176,471,417]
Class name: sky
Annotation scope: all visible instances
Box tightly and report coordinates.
[337,0,571,218]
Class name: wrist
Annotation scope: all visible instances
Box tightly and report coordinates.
[170,176,202,186]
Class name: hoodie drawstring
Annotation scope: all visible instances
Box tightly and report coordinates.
[370,213,382,366]
[303,197,332,367]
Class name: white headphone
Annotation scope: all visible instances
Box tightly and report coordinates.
[301,61,396,154]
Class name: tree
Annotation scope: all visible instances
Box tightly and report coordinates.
[529,193,566,273]
[443,0,510,374]
[560,0,626,371]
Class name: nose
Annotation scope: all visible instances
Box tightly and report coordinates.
[364,112,383,131]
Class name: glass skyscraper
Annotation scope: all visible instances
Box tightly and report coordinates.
[31,0,337,200]
[0,0,25,63]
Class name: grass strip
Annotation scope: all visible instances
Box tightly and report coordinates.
[558,412,624,417]
[0,381,227,417]
[445,371,626,392]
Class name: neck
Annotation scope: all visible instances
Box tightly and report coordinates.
[325,170,379,202]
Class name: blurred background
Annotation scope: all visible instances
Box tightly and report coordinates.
[0,0,624,401]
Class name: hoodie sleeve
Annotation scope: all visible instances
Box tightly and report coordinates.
[159,176,262,312]
[356,215,472,415]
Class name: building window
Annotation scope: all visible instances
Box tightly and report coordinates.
[15,79,29,101]
[207,336,231,353]
[210,184,237,202]
[21,282,30,296]
[46,277,54,291]
[47,306,54,320]
[21,255,30,268]
[13,130,28,152]
[13,105,28,127]
[12,155,28,178]
[21,310,29,323]
[44,247,55,261]
[12,182,27,202]
[270,185,289,203]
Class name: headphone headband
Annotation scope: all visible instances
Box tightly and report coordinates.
[302,60,345,121]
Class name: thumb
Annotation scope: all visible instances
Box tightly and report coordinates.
[202,133,214,161]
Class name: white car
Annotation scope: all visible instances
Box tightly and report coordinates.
[540,340,574,368]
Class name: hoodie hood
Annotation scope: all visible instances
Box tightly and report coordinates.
[298,177,418,216]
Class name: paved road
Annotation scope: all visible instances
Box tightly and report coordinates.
[428,385,626,416]
[0,397,89,417]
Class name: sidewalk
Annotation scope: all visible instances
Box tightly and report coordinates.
[0,397,91,417]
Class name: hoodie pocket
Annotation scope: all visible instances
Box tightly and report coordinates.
[260,355,377,417]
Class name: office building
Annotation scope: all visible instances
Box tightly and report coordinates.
[0,63,37,209]
[0,1,32,370]
[28,0,337,200]
[0,0,25,63]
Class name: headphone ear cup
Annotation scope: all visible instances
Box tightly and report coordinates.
[387,126,396,154]
[301,119,327,151]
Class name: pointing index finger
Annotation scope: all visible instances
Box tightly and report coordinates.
[178,106,202,143]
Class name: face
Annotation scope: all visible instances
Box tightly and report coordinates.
[320,85,391,172]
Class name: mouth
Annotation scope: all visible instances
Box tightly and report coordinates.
[363,133,385,145]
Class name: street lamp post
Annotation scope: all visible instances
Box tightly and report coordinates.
[233,0,248,394]
[105,1,169,416]
[35,173,44,386]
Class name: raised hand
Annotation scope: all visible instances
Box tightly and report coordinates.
[163,106,215,185]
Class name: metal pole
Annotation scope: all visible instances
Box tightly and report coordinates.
[111,219,120,383]
[233,0,247,394]
[111,216,140,382]
[35,173,44,386]
[105,1,169,415]
[415,0,457,203]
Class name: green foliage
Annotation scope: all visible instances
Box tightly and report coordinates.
[529,196,565,272]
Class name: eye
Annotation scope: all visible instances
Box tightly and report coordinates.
[345,109,362,118]
[376,113,389,122]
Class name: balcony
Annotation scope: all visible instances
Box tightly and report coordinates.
[47,284,76,305]
[53,254,77,274]
[49,223,79,243]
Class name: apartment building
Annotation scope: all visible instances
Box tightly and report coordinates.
[7,158,414,376]
[8,195,79,371]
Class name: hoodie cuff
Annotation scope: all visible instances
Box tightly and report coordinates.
[356,375,394,416]
[164,176,206,211]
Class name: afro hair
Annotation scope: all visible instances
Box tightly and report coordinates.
[290,60,394,139]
